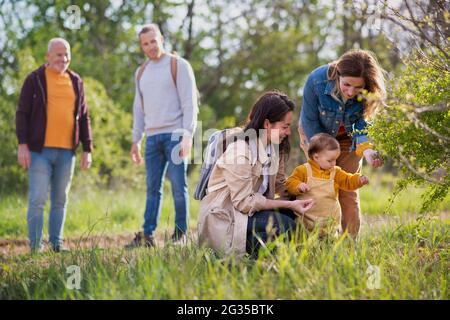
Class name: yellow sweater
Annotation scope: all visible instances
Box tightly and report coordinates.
[285,159,363,198]
[44,66,76,149]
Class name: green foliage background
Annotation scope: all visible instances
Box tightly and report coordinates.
[0,1,447,211]
[369,51,449,212]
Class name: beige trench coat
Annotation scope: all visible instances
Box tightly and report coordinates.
[197,136,289,257]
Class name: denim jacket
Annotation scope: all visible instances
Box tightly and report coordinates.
[299,64,369,152]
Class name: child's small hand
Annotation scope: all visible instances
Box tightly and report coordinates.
[359,175,369,186]
[298,182,310,193]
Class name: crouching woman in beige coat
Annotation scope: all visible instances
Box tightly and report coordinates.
[198,91,315,257]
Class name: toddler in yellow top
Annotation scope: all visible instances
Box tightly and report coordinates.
[285,133,369,236]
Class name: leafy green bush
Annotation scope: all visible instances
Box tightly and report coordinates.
[0,48,39,194]
[82,77,135,188]
[369,51,449,213]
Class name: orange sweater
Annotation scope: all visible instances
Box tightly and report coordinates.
[44,67,76,149]
[285,159,363,198]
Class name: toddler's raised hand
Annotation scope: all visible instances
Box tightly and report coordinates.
[359,175,369,186]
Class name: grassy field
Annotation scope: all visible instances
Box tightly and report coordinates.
[0,169,448,299]
[0,170,448,240]
[0,219,448,299]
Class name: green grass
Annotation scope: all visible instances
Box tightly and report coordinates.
[0,170,448,299]
[0,180,199,240]
[0,218,448,299]
[359,170,450,216]
[0,169,448,240]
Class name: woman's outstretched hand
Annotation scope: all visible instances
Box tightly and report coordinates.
[289,199,315,216]
[363,148,383,168]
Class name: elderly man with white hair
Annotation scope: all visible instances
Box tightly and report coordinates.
[16,37,93,253]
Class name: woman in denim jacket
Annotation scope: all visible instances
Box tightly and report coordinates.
[299,49,386,237]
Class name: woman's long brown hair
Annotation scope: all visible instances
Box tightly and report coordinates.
[244,90,295,156]
[328,49,387,119]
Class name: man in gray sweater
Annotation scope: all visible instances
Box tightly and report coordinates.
[127,24,198,247]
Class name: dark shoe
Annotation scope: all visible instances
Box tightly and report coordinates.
[171,229,187,245]
[125,232,155,248]
[51,245,70,253]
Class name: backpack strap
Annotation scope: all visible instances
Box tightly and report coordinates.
[135,54,178,114]
[136,60,150,84]
[206,137,257,196]
[136,60,150,113]
[169,53,201,105]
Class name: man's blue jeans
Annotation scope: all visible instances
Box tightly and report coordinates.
[27,148,75,250]
[143,133,189,237]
